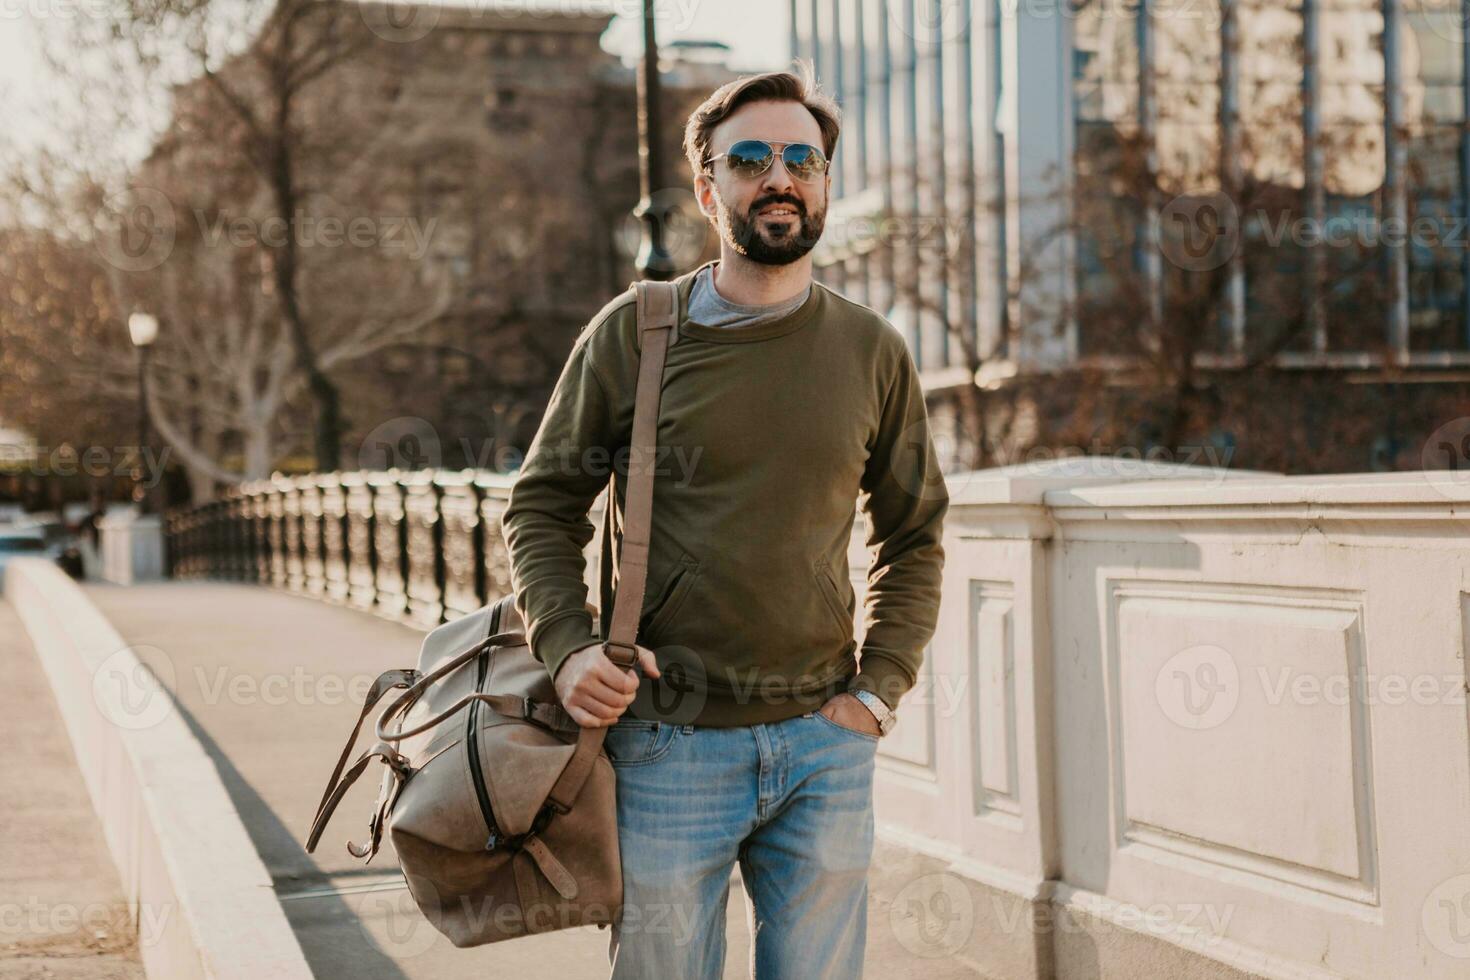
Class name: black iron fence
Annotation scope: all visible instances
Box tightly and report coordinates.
[164,469,532,629]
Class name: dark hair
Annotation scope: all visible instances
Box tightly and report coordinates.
[682,59,841,179]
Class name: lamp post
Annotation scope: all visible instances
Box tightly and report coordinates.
[633,0,675,280]
[127,312,158,514]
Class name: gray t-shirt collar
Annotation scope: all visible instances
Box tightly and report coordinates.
[686,263,813,330]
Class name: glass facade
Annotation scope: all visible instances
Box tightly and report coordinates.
[796,0,1470,377]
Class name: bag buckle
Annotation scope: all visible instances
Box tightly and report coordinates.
[487,803,558,854]
[602,640,639,669]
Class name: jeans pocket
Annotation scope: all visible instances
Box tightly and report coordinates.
[603,719,681,766]
[812,709,880,744]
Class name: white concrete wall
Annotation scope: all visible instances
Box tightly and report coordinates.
[866,459,1470,978]
[6,558,312,980]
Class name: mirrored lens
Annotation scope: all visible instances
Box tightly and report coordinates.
[782,143,827,181]
[726,140,774,177]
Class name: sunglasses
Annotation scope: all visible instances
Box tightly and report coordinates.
[706,139,830,183]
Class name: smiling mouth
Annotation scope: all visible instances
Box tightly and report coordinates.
[759,207,799,219]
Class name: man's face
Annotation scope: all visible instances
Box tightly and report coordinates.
[695,99,831,266]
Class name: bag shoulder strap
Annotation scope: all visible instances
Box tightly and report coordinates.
[305,280,681,855]
[602,279,678,663]
[543,278,678,813]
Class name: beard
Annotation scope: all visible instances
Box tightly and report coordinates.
[717,191,826,265]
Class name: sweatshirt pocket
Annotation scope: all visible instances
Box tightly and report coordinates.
[642,553,702,643]
[814,558,855,640]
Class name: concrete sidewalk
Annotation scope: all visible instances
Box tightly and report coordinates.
[0,598,144,980]
[83,581,990,979]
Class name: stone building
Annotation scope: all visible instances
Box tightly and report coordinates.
[137,1,737,475]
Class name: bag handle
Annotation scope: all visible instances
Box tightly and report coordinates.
[306,627,571,855]
[371,629,525,740]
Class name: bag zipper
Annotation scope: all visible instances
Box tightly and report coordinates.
[466,608,503,850]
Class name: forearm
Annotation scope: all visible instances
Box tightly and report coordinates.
[849,514,946,709]
[500,341,617,681]
[849,341,950,710]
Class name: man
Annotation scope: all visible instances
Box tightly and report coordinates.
[501,62,948,979]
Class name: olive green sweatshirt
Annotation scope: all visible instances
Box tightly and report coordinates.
[500,260,948,727]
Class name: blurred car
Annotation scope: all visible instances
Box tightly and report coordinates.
[0,526,51,578]
[4,517,85,579]
[28,518,85,579]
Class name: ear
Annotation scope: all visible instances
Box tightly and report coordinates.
[694,173,718,219]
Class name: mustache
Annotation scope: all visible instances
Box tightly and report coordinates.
[749,196,805,216]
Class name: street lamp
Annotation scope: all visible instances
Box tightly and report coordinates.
[127,312,158,514]
[633,0,675,280]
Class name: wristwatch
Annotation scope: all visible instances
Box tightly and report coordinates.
[851,689,897,736]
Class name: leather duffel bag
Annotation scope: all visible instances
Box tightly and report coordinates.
[303,279,679,947]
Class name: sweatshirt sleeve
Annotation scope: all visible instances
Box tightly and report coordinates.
[847,343,950,711]
[500,336,618,684]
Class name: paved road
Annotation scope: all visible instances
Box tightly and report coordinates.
[82,581,990,979]
[0,598,144,980]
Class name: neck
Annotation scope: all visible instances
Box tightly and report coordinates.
[710,247,812,307]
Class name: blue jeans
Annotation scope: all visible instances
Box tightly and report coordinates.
[604,710,878,979]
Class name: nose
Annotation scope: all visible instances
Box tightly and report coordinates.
[760,153,797,197]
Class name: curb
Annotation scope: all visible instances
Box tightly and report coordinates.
[5,558,313,980]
